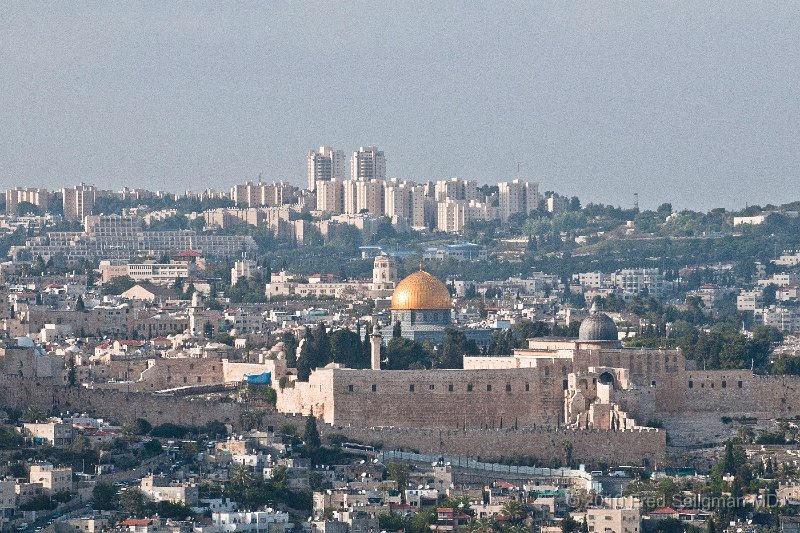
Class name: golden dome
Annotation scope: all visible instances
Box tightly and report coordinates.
[391,268,452,310]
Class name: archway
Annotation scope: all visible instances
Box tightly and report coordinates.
[598,371,615,385]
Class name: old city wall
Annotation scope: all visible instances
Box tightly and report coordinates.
[640,370,800,418]
[0,377,309,431]
[0,377,665,465]
[279,367,565,429]
[322,425,666,467]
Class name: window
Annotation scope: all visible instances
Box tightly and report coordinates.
[738,381,743,388]
[651,380,656,387]
[526,383,531,392]
[467,384,473,392]
[429,384,435,390]
[197,376,202,383]
[409,384,415,392]
[487,384,492,392]
[348,385,354,392]
[448,384,453,392]
[722,380,726,388]
[688,381,693,389]
[371,384,376,392]
[505,383,511,392]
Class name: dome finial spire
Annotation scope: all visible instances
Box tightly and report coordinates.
[419,261,424,272]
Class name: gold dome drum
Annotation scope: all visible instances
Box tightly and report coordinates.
[390,270,452,310]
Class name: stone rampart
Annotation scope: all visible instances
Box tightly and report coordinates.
[322,425,665,467]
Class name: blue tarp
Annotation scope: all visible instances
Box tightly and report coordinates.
[245,372,271,385]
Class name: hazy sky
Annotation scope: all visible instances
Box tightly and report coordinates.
[1,2,799,211]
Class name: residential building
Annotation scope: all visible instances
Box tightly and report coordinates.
[231,259,258,286]
[308,147,346,191]
[546,194,569,215]
[350,146,386,182]
[203,510,289,533]
[62,183,96,222]
[29,463,72,494]
[23,421,74,448]
[315,179,345,214]
[5,187,51,216]
[140,475,199,506]
[498,179,539,221]
[586,498,641,533]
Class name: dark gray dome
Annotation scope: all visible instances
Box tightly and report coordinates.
[579,305,618,341]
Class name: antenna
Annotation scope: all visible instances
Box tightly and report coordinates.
[517,162,521,177]
[634,193,639,211]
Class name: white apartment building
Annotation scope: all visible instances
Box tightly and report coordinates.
[384,181,412,220]
[230,181,294,207]
[24,421,73,448]
[315,179,345,213]
[737,289,763,311]
[612,268,667,299]
[757,306,800,333]
[434,178,479,202]
[573,272,610,289]
[437,198,467,233]
[140,475,199,505]
[202,510,289,533]
[308,147,346,191]
[586,498,641,533]
[343,180,383,215]
[356,180,384,215]
[351,146,386,181]
[773,251,800,267]
[62,184,96,222]
[436,198,497,233]
[758,273,800,288]
[546,194,569,215]
[5,187,51,216]
[498,179,539,221]
[29,463,72,494]
[231,259,258,286]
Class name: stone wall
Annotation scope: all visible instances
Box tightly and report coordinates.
[322,425,666,467]
[0,377,662,466]
[278,367,564,428]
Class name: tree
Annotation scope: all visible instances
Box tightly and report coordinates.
[304,416,322,460]
[75,295,86,312]
[104,276,136,295]
[501,500,526,523]
[23,405,43,423]
[93,483,119,511]
[241,409,265,431]
[438,328,478,369]
[330,328,369,369]
[228,463,255,496]
[0,426,23,450]
[120,487,147,517]
[386,462,410,500]
[380,511,411,532]
[393,320,402,338]
[124,418,152,436]
[385,337,431,370]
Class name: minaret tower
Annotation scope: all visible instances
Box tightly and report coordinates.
[189,291,202,335]
[370,322,382,371]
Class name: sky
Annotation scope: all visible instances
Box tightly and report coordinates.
[1,1,799,211]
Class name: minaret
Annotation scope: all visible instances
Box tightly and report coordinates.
[189,291,202,335]
[370,322,382,371]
